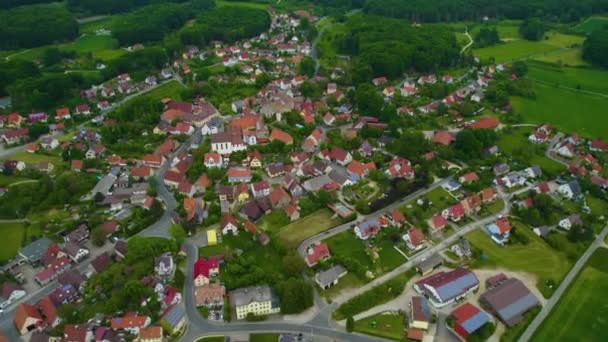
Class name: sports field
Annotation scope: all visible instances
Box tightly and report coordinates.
[533,248,608,341]
[511,82,608,140]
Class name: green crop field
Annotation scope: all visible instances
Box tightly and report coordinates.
[474,40,556,63]
[511,83,608,140]
[467,223,572,297]
[0,223,25,263]
[533,248,608,341]
[574,16,608,34]
[532,48,587,66]
[527,62,608,95]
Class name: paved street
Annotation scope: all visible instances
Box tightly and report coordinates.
[519,225,608,342]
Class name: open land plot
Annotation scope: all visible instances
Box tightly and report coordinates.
[249,334,280,342]
[527,62,608,95]
[0,174,32,187]
[401,187,457,222]
[470,22,521,40]
[320,272,363,299]
[0,222,25,263]
[497,127,566,175]
[574,16,608,34]
[467,222,572,297]
[354,311,406,341]
[474,40,557,63]
[532,48,587,66]
[79,17,117,34]
[142,80,186,102]
[533,248,608,342]
[277,209,341,248]
[326,230,374,270]
[2,151,65,167]
[511,83,608,140]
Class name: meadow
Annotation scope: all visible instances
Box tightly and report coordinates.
[533,248,608,341]
[354,312,406,341]
[0,222,25,263]
[527,62,608,95]
[574,16,608,34]
[276,209,341,248]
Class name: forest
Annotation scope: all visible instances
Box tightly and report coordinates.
[179,6,271,47]
[583,27,608,68]
[0,5,79,50]
[363,0,608,23]
[337,14,459,79]
[66,0,187,14]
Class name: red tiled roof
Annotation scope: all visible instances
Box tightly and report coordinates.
[37,296,57,326]
[431,215,447,230]
[139,326,162,339]
[470,117,499,129]
[408,227,425,246]
[306,243,330,265]
[193,258,219,280]
[14,303,42,331]
[111,314,148,330]
[433,131,454,146]
[269,128,293,144]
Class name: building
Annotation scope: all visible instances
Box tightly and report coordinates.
[415,254,443,276]
[195,283,226,308]
[230,286,281,320]
[410,296,431,330]
[305,243,330,267]
[160,305,186,334]
[18,238,54,265]
[314,265,347,290]
[110,314,151,335]
[220,214,239,235]
[154,253,175,282]
[450,303,491,340]
[14,303,43,335]
[1,282,26,309]
[354,218,381,240]
[137,326,163,342]
[413,268,479,308]
[480,278,540,327]
[486,218,512,245]
[193,258,219,286]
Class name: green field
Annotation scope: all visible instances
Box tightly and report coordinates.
[574,16,608,34]
[532,48,587,66]
[326,230,374,270]
[497,127,566,175]
[277,209,341,248]
[470,22,521,40]
[79,17,117,34]
[533,248,608,341]
[467,222,572,297]
[217,0,271,9]
[527,62,608,95]
[142,80,186,102]
[511,83,608,140]
[195,337,225,342]
[354,312,406,341]
[249,333,280,342]
[0,223,25,263]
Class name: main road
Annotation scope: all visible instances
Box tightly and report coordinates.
[519,225,608,342]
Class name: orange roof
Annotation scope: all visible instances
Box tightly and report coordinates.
[14,303,42,331]
[139,326,163,339]
[71,159,83,170]
[244,220,258,234]
[230,115,260,130]
[269,128,293,144]
[184,197,196,222]
[111,314,148,330]
[55,107,70,116]
[407,328,424,341]
[433,131,454,146]
[197,174,210,188]
[470,117,499,129]
[162,109,184,121]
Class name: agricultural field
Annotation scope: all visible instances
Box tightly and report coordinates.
[527,62,608,95]
[574,16,608,34]
[532,48,587,66]
[467,222,572,297]
[354,311,406,341]
[142,80,186,102]
[533,248,608,342]
[511,83,608,140]
[277,209,341,248]
[497,127,566,175]
[0,222,26,263]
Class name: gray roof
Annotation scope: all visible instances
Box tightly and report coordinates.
[19,237,53,262]
[91,169,119,196]
[302,174,332,192]
[480,278,539,327]
[416,253,443,273]
[230,286,278,307]
[161,304,185,329]
[315,265,347,287]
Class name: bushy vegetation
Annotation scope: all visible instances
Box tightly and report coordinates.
[583,27,608,68]
[67,0,190,14]
[338,14,459,79]
[0,60,40,97]
[474,27,500,48]
[103,47,168,79]
[519,17,547,41]
[180,6,271,47]
[363,0,608,23]
[0,5,78,50]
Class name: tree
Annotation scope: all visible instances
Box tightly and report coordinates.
[299,56,316,78]
[91,227,106,247]
[519,18,546,41]
[583,27,608,68]
[282,253,306,276]
[43,48,62,66]
[511,61,529,77]
[355,84,384,116]
[169,224,186,248]
[346,316,355,332]
[277,278,314,314]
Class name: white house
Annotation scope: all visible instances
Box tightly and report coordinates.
[558,214,582,231]
[558,181,582,200]
[0,283,26,309]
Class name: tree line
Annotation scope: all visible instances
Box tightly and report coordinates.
[0,5,78,50]
[66,0,188,14]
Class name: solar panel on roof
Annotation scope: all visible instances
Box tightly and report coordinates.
[498,293,539,322]
[436,273,478,302]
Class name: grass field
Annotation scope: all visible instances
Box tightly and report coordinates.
[0,223,25,263]
[277,209,341,248]
[80,17,116,34]
[467,222,572,297]
[354,312,406,341]
[574,16,608,34]
[0,175,32,187]
[320,272,363,299]
[401,187,457,221]
[249,333,280,342]
[326,230,374,270]
[497,127,566,175]
[511,83,608,140]
[217,0,271,9]
[532,248,608,341]
[527,62,608,95]
[470,22,520,40]
[195,337,225,342]
[532,48,587,66]
[142,80,186,102]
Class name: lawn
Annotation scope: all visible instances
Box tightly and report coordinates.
[527,62,608,95]
[484,199,505,215]
[320,272,363,299]
[401,187,456,221]
[326,230,374,270]
[249,334,280,342]
[142,80,186,102]
[511,82,608,140]
[474,40,557,63]
[2,151,64,167]
[354,311,406,341]
[574,16,608,34]
[277,209,341,248]
[0,223,25,263]
[0,174,32,187]
[467,223,572,297]
[586,195,608,216]
[532,248,608,342]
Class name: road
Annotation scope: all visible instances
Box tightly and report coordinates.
[461,27,473,55]
[297,178,450,257]
[544,132,569,167]
[519,225,608,342]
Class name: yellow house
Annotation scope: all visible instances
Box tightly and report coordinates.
[230,286,281,320]
[206,230,218,246]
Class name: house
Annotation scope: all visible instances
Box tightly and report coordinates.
[443,203,465,222]
[110,313,151,335]
[481,187,498,203]
[266,163,285,178]
[486,218,512,245]
[493,163,510,175]
[37,295,60,328]
[195,283,226,308]
[410,296,431,330]
[227,167,252,183]
[244,150,263,168]
[451,240,472,258]
[63,242,89,263]
[428,215,447,231]
[160,305,186,334]
[354,218,380,240]
[251,180,271,199]
[372,77,387,86]
[403,227,425,251]
[90,252,112,274]
[131,166,153,180]
[523,165,542,179]
[64,224,89,245]
[459,172,479,184]
[28,112,47,123]
[210,131,246,155]
[63,324,90,342]
[305,243,330,267]
[558,181,582,200]
[137,326,163,342]
[413,268,479,308]
[433,131,455,146]
[240,201,263,221]
[75,104,90,115]
[470,117,499,130]
[201,117,224,136]
[385,158,414,179]
[220,214,239,235]
[558,214,582,231]
[230,286,281,320]
[284,203,300,221]
[14,303,43,335]
[314,265,347,290]
[154,253,175,282]
[55,107,71,120]
[0,282,26,309]
[589,139,608,152]
[193,258,219,286]
[204,153,223,168]
[1,128,29,144]
[480,278,540,327]
[40,135,59,150]
[346,160,375,181]
[450,303,491,340]
[71,160,83,172]
[18,237,54,265]
[268,187,291,209]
